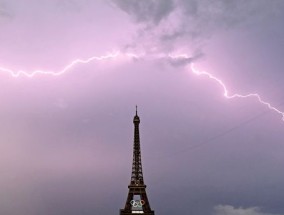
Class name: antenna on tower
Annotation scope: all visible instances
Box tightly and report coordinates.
[136,105,138,116]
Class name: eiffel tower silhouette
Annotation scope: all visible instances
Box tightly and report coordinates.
[120,107,155,215]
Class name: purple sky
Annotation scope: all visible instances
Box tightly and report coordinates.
[0,0,284,215]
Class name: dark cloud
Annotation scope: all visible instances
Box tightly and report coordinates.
[112,0,175,24]
[166,51,204,67]
[176,0,284,33]
[112,0,284,54]
[0,1,12,19]
[214,205,281,215]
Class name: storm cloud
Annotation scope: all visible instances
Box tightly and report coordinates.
[0,1,12,19]
[214,205,282,215]
[112,0,284,54]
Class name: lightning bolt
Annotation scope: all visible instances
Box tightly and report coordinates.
[0,52,120,78]
[0,51,283,121]
[190,64,284,121]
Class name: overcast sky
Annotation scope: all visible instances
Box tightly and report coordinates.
[0,0,284,215]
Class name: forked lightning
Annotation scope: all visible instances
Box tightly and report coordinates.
[0,52,283,121]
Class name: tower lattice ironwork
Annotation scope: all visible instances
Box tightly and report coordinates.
[120,107,155,215]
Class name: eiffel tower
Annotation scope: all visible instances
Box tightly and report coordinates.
[120,107,155,215]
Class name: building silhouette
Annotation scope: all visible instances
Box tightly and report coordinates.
[120,108,155,215]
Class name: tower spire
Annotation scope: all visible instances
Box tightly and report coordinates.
[120,109,155,215]
[136,105,138,116]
